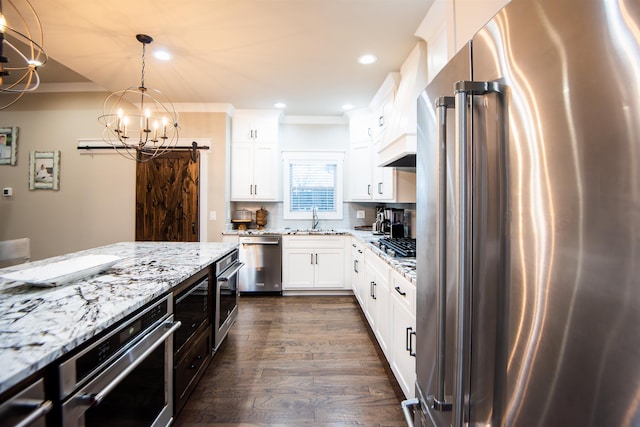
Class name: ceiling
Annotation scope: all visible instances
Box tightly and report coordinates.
[13,0,432,117]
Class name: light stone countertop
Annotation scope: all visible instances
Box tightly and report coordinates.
[0,241,237,395]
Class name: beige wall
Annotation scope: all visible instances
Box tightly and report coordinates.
[177,112,230,242]
[0,92,229,261]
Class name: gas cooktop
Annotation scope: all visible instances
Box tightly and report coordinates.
[375,238,416,257]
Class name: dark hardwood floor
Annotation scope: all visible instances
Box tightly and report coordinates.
[173,295,407,426]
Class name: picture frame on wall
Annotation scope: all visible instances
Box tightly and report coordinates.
[29,151,61,190]
[0,126,18,165]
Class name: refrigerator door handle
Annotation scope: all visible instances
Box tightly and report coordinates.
[453,80,504,427]
[433,95,455,413]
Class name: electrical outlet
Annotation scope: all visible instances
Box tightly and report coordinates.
[209,211,217,221]
[2,187,12,197]
[356,210,365,219]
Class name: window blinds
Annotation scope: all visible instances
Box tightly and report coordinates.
[288,161,337,212]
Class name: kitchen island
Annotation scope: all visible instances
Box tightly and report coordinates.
[0,241,237,396]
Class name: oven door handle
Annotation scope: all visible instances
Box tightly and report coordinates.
[78,320,181,407]
[217,262,244,282]
[12,399,53,427]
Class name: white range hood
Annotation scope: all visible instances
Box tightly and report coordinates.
[378,41,427,167]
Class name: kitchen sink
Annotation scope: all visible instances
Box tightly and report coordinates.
[288,229,344,235]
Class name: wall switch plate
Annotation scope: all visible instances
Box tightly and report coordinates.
[209,211,217,221]
[2,187,12,197]
[356,210,365,219]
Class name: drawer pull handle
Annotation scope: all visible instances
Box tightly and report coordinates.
[395,286,406,296]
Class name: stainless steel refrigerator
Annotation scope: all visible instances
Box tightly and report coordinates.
[409,0,640,426]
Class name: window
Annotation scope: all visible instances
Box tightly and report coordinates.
[283,152,344,220]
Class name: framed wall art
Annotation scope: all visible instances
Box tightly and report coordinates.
[0,126,18,165]
[29,151,60,190]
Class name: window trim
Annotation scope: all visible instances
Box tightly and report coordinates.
[282,151,344,220]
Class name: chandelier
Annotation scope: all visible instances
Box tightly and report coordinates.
[0,0,48,110]
[98,34,179,162]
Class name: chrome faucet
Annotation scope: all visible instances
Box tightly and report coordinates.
[312,206,319,230]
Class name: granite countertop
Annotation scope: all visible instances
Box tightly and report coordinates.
[0,241,237,395]
[223,228,351,235]
[349,230,417,284]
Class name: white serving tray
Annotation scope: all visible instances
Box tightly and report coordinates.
[0,254,122,287]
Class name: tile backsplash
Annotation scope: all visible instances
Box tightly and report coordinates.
[230,202,415,237]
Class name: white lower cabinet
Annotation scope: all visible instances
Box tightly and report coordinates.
[350,238,366,306]
[282,236,347,290]
[351,242,417,399]
[390,270,417,398]
[363,248,391,358]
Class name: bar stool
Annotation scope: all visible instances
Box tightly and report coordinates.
[0,238,31,268]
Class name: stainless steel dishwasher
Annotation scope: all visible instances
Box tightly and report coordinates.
[238,235,282,295]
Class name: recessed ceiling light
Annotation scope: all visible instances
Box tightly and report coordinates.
[342,104,355,111]
[153,50,172,61]
[274,102,286,109]
[357,54,377,65]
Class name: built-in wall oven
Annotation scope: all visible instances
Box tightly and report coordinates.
[213,249,243,351]
[59,295,180,427]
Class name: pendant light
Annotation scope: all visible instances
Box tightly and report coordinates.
[0,0,48,110]
[98,34,179,162]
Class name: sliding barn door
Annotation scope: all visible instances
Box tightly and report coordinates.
[136,151,199,241]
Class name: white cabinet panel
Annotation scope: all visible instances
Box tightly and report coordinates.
[283,249,316,288]
[282,236,347,290]
[252,144,278,200]
[314,250,345,288]
[230,143,278,201]
[350,239,366,306]
[348,143,373,201]
[232,110,280,143]
[347,142,415,203]
[230,110,281,201]
[391,292,416,398]
[347,109,373,144]
[364,249,391,357]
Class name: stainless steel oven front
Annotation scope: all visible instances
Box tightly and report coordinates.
[213,249,243,351]
[59,295,180,427]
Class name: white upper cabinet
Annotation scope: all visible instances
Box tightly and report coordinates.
[369,73,400,144]
[347,142,415,203]
[230,109,282,201]
[348,142,373,201]
[415,0,511,80]
[230,143,279,201]
[232,109,281,144]
[347,108,373,144]
[346,76,415,203]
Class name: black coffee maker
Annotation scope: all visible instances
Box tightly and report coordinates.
[389,208,405,238]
